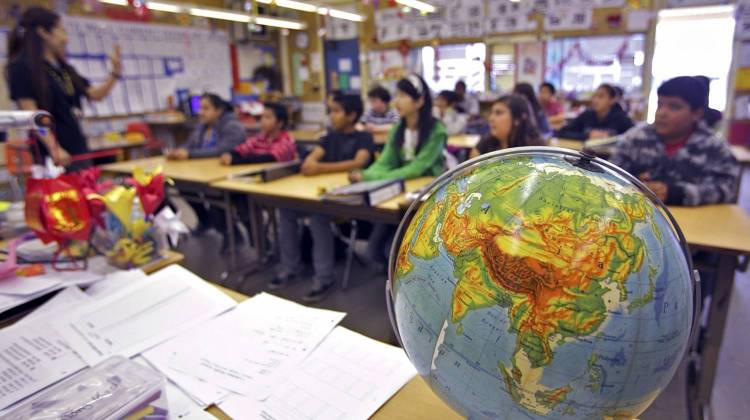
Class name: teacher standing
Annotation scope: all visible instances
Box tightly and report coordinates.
[5,7,121,170]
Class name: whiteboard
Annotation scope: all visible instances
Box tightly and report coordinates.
[62,16,232,117]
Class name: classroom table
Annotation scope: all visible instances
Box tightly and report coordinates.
[211,173,433,225]
[100,156,278,267]
[291,129,482,150]
[205,284,462,420]
[730,145,750,167]
[88,136,148,161]
[668,205,750,420]
[210,173,433,270]
[548,137,584,151]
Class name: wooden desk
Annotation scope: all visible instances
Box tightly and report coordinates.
[205,284,461,420]
[293,130,481,151]
[99,156,276,185]
[730,145,750,167]
[668,204,750,419]
[670,205,750,255]
[548,137,584,151]
[211,173,433,225]
[143,250,184,274]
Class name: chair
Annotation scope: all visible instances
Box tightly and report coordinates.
[330,219,364,290]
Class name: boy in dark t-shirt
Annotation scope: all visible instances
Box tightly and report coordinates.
[272,94,375,302]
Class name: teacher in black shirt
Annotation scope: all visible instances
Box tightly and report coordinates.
[6,7,121,170]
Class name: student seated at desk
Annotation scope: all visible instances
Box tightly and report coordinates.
[555,83,634,141]
[359,86,399,133]
[609,76,739,206]
[433,90,468,135]
[349,74,447,270]
[469,95,545,159]
[513,83,551,137]
[454,80,480,117]
[166,93,244,160]
[274,94,375,302]
[539,82,565,129]
[219,102,296,165]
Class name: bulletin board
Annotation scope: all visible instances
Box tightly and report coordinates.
[62,15,232,117]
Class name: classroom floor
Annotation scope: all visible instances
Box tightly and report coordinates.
[174,169,750,420]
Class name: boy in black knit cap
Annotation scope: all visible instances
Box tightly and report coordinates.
[609,76,739,206]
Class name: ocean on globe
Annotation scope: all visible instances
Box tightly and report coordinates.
[387,148,695,420]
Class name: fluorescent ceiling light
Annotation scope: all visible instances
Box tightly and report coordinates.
[146,1,182,13]
[276,0,317,13]
[189,7,251,22]
[395,0,436,13]
[317,7,329,15]
[328,8,365,22]
[254,16,306,30]
[98,0,128,5]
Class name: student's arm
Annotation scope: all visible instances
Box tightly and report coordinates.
[469,148,480,160]
[363,125,447,181]
[663,144,740,206]
[554,113,587,140]
[360,129,400,180]
[16,98,71,166]
[301,145,371,175]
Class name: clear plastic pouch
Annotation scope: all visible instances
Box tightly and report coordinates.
[3,356,167,419]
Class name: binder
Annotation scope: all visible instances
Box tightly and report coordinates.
[227,160,301,183]
[321,179,405,206]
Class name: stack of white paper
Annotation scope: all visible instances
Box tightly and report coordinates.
[51,265,236,365]
[219,327,417,420]
[143,292,346,406]
[0,265,236,411]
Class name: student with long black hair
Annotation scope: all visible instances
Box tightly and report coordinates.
[349,74,447,270]
[349,74,446,183]
[470,94,545,159]
[513,82,551,137]
[166,93,245,160]
[6,6,121,170]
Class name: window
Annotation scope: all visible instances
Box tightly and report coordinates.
[648,5,735,121]
[421,43,486,93]
[545,34,645,95]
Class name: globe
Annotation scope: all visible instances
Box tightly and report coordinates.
[387,148,697,419]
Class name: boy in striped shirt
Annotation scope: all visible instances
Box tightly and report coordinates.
[220,102,297,165]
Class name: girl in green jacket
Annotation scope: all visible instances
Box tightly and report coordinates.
[350,74,447,183]
[350,74,447,270]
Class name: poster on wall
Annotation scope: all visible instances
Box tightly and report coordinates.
[442,0,485,38]
[544,8,593,31]
[62,15,231,117]
[486,14,537,34]
[325,6,359,40]
[737,0,750,41]
[375,8,409,43]
[409,0,449,41]
[516,41,545,87]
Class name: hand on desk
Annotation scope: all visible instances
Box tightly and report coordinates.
[219,153,232,166]
[639,172,668,202]
[588,129,611,140]
[166,148,189,160]
[349,170,363,183]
